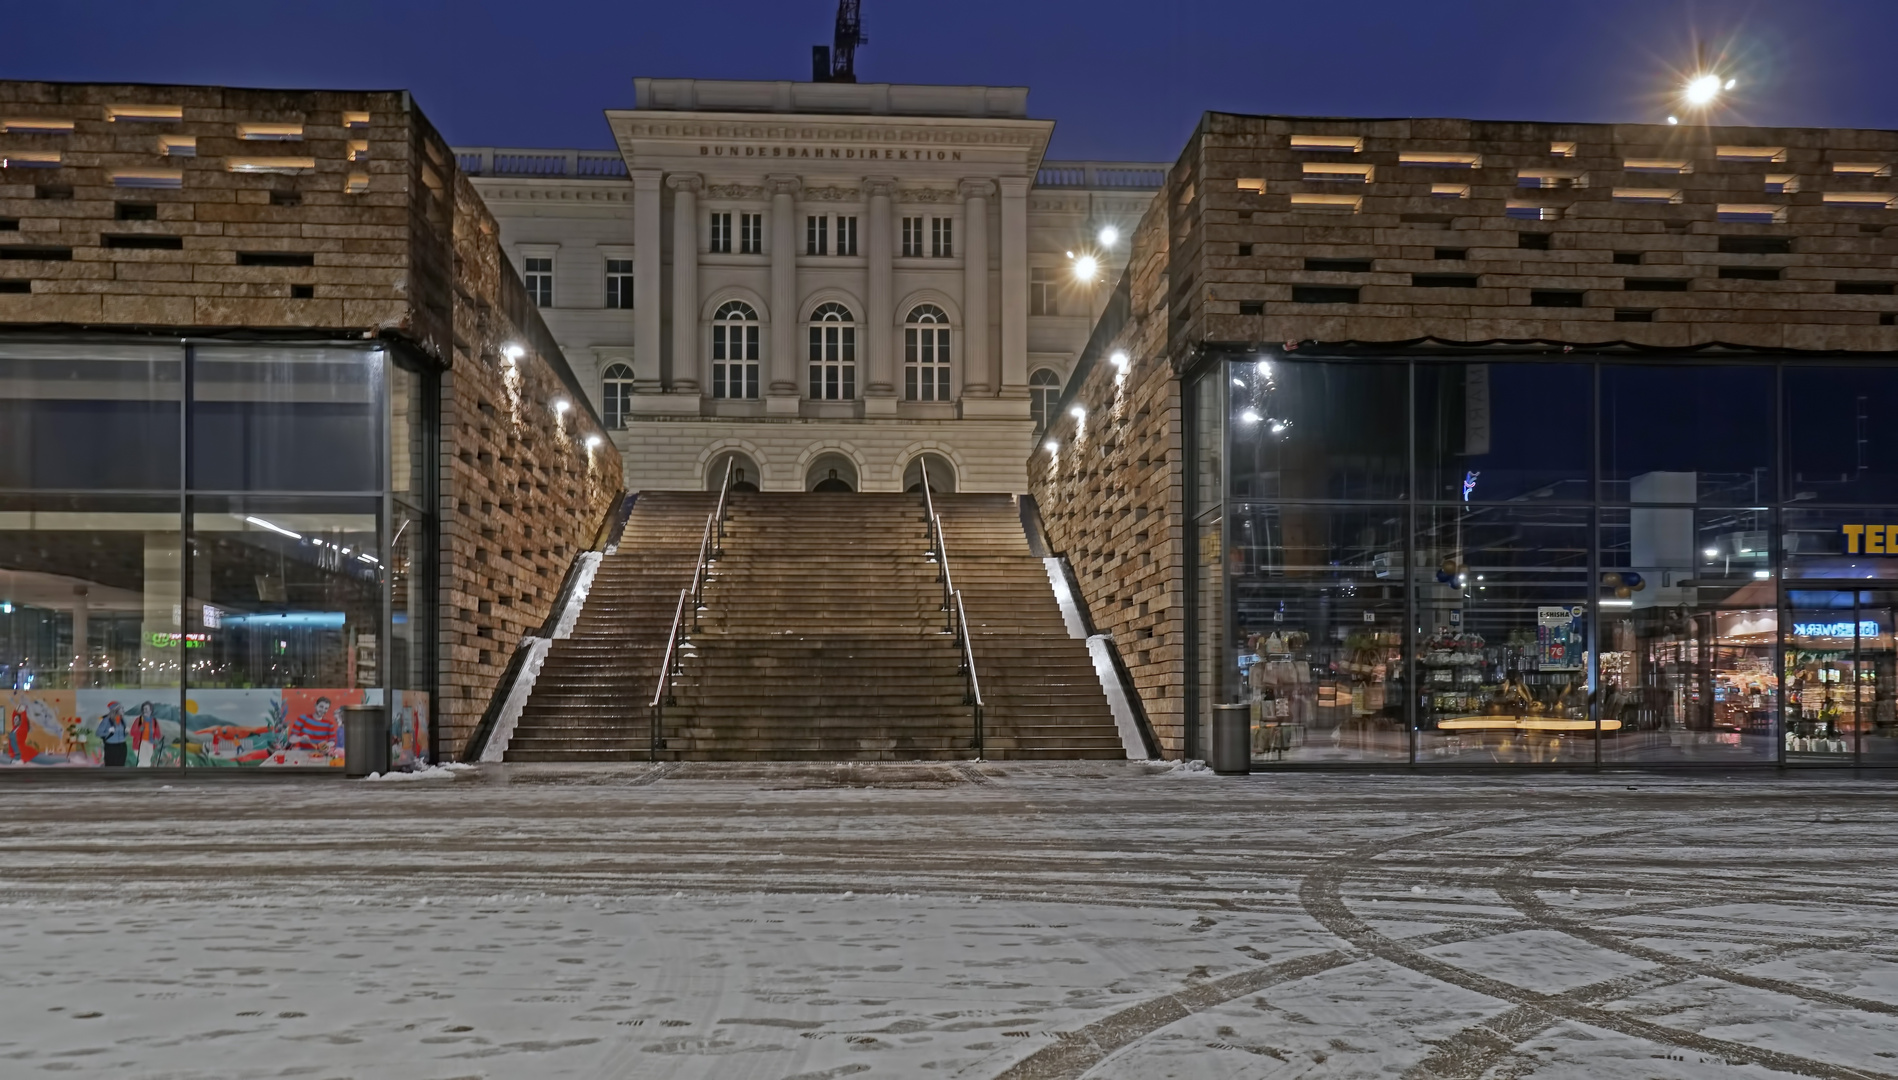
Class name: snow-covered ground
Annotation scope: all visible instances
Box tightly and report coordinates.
[0,762,1894,1079]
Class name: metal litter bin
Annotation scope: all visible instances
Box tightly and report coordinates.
[1211,703,1251,775]
[343,704,389,778]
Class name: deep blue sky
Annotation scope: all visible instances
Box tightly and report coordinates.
[11,1,1898,161]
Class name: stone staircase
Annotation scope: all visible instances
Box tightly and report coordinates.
[505,490,1125,762]
[502,492,713,762]
[934,494,1125,759]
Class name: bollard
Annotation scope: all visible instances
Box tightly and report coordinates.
[1211,703,1251,775]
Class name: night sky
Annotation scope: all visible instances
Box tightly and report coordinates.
[10,1,1898,162]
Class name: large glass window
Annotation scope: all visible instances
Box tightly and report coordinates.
[1188,352,1898,768]
[0,343,182,490]
[1787,366,1898,503]
[1229,503,1409,762]
[191,347,384,492]
[0,336,433,770]
[1416,362,1590,503]
[711,302,760,400]
[1415,505,1595,764]
[1229,358,1408,501]
[0,493,183,768]
[1603,364,1775,504]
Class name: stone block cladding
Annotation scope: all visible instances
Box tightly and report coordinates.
[1032,111,1898,758]
[1031,194,1186,753]
[0,80,621,757]
[1178,113,1898,352]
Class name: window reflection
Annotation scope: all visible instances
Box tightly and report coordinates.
[1603,364,1775,504]
[1414,505,1594,764]
[1787,366,1898,504]
[1416,362,1590,503]
[1228,360,1407,501]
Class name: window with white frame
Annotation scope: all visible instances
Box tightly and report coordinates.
[837,215,858,256]
[602,362,635,429]
[806,215,827,255]
[709,212,732,253]
[904,305,952,402]
[524,256,553,307]
[931,216,954,258]
[604,258,633,310]
[807,302,856,400]
[1029,368,1062,432]
[1030,267,1058,316]
[901,216,924,257]
[740,212,763,254]
[711,300,761,400]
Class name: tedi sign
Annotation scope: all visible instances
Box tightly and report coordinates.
[1841,524,1898,554]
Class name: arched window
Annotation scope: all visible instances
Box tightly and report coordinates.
[903,304,951,402]
[1029,368,1062,432]
[807,302,856,400]
[712,300,760,399]
[602,362,636,429]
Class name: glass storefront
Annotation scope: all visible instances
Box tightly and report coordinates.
[0,339,434,769]
[1187,351,1898,767]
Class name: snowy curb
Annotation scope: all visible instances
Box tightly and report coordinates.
[364,763,478,782]
[551,552,602,640]
[1087,634,1149,761]
[479,637,552,763]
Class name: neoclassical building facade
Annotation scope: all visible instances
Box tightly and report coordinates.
[457,78,1163,492]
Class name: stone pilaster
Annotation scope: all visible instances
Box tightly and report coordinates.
[666,173,702,395]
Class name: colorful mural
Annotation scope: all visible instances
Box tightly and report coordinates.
[1,688,427,769]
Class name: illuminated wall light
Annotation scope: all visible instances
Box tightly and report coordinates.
[585,435,602,449]
[1069,405,1086,420]
[1043,440,1059,453]
[244,515,302,540]
[1240,409,1262,424]
[1109,350,1129,370]
[553,398,570,415]
[502,344,525,362]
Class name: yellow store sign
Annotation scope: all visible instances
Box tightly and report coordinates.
[1841,524,1898,554]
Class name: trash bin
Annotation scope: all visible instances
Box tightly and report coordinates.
[343,704,389,778]
[1211,703,1251,775]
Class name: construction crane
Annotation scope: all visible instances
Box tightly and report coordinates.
[811,0,867,83]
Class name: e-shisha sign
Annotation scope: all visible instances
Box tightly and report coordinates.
[1842,524,1898,554]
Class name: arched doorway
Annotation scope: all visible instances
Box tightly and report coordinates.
[805,452,858,492]
[706,450,761,492]
[903,453,957,493]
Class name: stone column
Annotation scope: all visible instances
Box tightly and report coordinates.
[631,169,663,394]
[766,175,802,414]
[998,176,1031,403]
[667,173,702,395]
[862,176,897,416]
[958,179,994,399]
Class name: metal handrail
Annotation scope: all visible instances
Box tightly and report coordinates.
[650,459,736,760]
[918,459,984,757]
[954,590,984,757]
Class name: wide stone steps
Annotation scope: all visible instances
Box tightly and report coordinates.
[506,489,1128,762]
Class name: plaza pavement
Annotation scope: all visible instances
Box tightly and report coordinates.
[1,761,1894,1079]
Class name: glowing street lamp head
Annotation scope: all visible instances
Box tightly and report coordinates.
[1239,408,1262,424]
[1072,255,1099,282]
[1684,72,1723,106]
[1097,224,1120,247]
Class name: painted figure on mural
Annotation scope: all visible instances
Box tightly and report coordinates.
[96,701,129,767]
[130,701,161,768]
[289,696,340,757]
[6,701,30,763]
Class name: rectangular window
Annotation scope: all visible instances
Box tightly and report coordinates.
[712,322,761,400]
[740,213,763,255]
[603,259,633,310]
[806,215,827,256]
[901,216,924,258]
[524,257,553,308]
[709,212,731,254]
[931,216,954,258]
[808,323,857,400]
[904,323,952,402]
[836,215,858,256]
[1030,267,1057,316]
